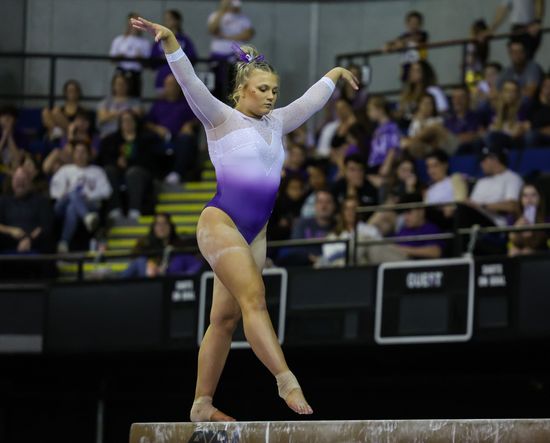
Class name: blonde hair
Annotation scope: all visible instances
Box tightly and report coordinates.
[229,45,277,106]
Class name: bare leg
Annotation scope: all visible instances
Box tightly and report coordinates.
[195,208,312,416]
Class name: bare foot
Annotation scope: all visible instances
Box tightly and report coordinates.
[210,409,236,422]
[285,388,313,415]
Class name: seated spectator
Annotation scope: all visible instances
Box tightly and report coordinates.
[464,145,523,227]
[445,86,484,154]
[332,64,369,114]
[424,150,468,228]
[301,160,329,218]
[50,141,112,252]
[395,60,449,127]
[497,39,543,99]
[473,61,503,116]
[99,110,158,221]
[109,12,151,97]
[0,105,27,176]
[277,189,336,266]
[146,74,199,184]
[366,96,401,174]
[331,154,378,207]
[150,9,198,92]
[464,19,490,89]
[329,99,358,155]
[3,152,48,196]
[361,192,445,264]
[43,110,99,177]
[379,153,422,204]
[283,144,307,181]
[97,72,143,138]
[525,74,550,147]
[486,79,530,150]
[382,11,429,83]
[267,174,306,241]
[41,80,87,142]
[0,167,53,254]
[393,192,444,259]
[509,182,548,256]
[401,93,452,158]
[121,213,203,278]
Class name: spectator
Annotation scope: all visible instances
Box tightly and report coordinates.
[42,110,99,177]
[525,74,550,147]
[268,174,306,241]
[150,9,198,92]
[332,64,369,114]
[96,72,143,138]
[445,86,484,154]
[498,39,543,99]
[396,60,449,126]
[301,160,329,218]
[146,73,199,184]
[393,192,444,259]
[50,141,112,252]
[466,145,523,227]
[473,62,503,114]
[0,105,27,175]
[401,93,452,158]
[99,110,158,221]
[490,0,544,57]
[207,0,254,98]
[380,154,421,203]
[283,144,308,181]
[121,213,203,278]
[278,189,336,266]
[0,167,53,254]
[509,182,548,255]
[366,96,401,174]
[424,150,468,228]
[109,12,151,97]
[486,79,530,150]
[41,80,87,143]
[331,154,378,207]
[382,11,429,82]
[317,98,356,160]
[464,19,491,89]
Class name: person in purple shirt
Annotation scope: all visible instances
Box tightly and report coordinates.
[444,86,483,154]
[146,74,199,184]
[149,10,198,92]
[394,192,445,259]
[366,96,401,173]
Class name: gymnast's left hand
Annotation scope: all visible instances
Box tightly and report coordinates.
[130,17,172,42]
[338,67,359,90]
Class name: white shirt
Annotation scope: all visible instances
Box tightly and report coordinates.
[470,169,523,225]
[502,0,536,25]
[208,11,252,55]
[50,164,112,202]
[426,177,454,204]
[109,34,152,71]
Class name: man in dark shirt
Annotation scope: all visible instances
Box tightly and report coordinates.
[331,154,378,207]
[525,74,550,147]
[444,86,483,154]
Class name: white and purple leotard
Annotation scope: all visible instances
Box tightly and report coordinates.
[167,47,335,244]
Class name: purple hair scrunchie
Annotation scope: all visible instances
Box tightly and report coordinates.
[232,43,265,64]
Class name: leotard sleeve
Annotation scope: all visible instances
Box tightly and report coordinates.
[272,77,336,135]
[166,47,233,129]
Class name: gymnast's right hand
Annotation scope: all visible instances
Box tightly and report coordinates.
[130,17,172,42]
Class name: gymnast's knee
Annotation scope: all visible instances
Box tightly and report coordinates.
[210,311,241,336]
[239,286,267,315]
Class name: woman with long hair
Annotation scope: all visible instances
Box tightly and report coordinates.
[131,16,358,421]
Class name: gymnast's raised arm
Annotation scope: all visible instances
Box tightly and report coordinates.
[273,67,359,135]
[131,17,231,129]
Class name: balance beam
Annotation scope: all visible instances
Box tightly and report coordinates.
[130,419,550,442]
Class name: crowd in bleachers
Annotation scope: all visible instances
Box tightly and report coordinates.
[0,0,549,280]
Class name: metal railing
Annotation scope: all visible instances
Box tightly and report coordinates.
[335,27,550,96]
[0,53,230,107]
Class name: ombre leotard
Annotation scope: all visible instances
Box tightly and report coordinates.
[167,47,335,244]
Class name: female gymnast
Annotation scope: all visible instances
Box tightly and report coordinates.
[131,16,358,422]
